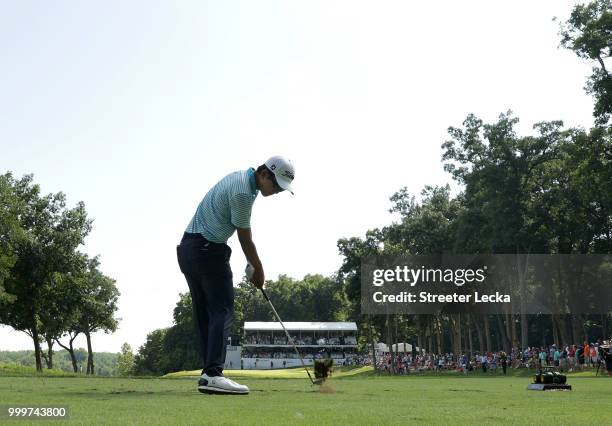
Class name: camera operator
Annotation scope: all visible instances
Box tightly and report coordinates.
[600,342,612,376]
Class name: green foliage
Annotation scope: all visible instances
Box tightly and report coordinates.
[0,173,23,304]
[134,274,352,376]
[559,0,612,124]
[235,274,349,325]
[0,172,119,373]
[79,258,120,335]
[0,350,119,375]
[335,110,612,352]
[116,343,135,376]
[133,329,169,375]
[0,363,77,377]
[0,172,94,370]
[441,112,567,253]
[337,231,383,318]
[385,185,462,254]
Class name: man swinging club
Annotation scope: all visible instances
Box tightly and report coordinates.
[176,156,295,394]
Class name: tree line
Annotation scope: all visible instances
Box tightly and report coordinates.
[133,0,611,375]
[338,0,612,368]
[132,275,349,375]
[0,349,121,376]
[0,173,120,373]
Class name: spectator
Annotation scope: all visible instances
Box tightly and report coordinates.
[481,354,488,373]
[538,349,547,368]
[500,351,508,375]
[576,345,585,371]
[553,346,560,368]
[568,345,576,371]
[560,346,568,372]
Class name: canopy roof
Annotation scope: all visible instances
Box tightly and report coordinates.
[244,321,357,332]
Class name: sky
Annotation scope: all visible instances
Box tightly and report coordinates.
[0,0,596,353]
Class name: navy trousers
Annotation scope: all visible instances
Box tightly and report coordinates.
[176,232,234,376]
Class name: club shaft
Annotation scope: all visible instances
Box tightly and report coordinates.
[260,288,315,384]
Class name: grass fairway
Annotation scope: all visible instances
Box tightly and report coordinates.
[1,368,611,425]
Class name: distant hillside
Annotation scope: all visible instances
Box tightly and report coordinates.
[0,350,119,376]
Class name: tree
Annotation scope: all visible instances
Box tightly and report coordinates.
[133,328,169,375]
[38,261,90,370]
[0,173,92,371]
[337,231,384,370]
[441,113,571,349]
[382,185,463,358]
[559,0,612,125]
[117,343,135,376]
[162,292,201,373]
[133,274,352,376]
[384,185,461,254]
[79,260,120,375]
[0,173,23,304]
[52,255,94,373]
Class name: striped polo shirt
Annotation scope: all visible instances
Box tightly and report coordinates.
[185,168,258,243]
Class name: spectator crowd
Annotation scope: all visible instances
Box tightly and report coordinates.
[373,338,611,375]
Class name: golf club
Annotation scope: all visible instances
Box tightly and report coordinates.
[259,287,323,386]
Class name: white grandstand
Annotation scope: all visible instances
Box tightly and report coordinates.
[240,321,358,369]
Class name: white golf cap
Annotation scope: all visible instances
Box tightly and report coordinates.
[265,156,295,194]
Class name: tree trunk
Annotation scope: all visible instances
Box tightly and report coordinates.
[367,315,377,371]
[467,315,473,357]
[85,330,94,375]
[418,316,425,355]
[69,340,77,373]
[45,336,54,369]
[474,316,484,354]
[56,334,79,373]
[557,315,569,347]
[496,314,509,353]
[391,317,397,373]
[520,312,528,349]
[31,322,43,372]
[436,317,442,354]
[40,349,49,369]
[570,315,578,343]
[495,328,502,351]
[427,319,433,354]
[383,314,393,373]
[517,252,529,350]
[511,315,518,349]
[393,314,403,373]
[552,315,560,347]
[451,314,462,356]
[483,315,492,352]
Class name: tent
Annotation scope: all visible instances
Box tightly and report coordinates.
[392,343,413,353]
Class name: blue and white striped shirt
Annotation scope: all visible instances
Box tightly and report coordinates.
[185,168,258,243]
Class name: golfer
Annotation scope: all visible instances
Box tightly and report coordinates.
[176,156,295,394]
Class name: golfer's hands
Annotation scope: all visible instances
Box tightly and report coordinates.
[251,266,264,289]
[237,228,265,288]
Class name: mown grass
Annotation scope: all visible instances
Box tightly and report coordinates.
[1,365,611,425]
[0,363,78,377]
[164,365,372,379]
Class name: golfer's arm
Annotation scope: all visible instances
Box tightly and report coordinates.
[236,228,263,270]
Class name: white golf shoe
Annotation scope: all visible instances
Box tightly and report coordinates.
[198,373,249,395]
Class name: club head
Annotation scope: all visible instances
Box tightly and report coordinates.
[312,378,324,385]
